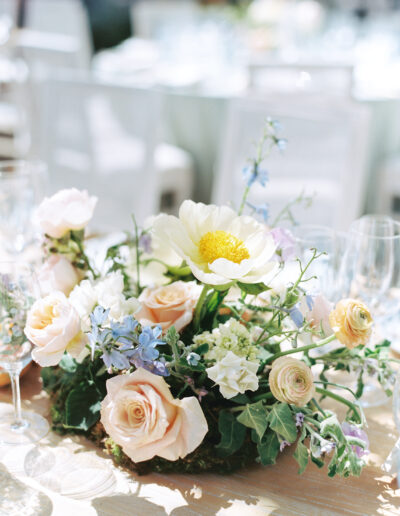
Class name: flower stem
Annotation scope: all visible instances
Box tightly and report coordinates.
[266,334,336,363]
[315,387,362,424]
[132,214,141,296]
[193,284,211,331]
[238,185,250,216]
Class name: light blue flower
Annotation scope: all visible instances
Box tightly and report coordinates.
[242,164,268,188]
[246,202,269,222]
[289,306,304,328]
[90,306,110,327]
[101,348,131,370]
[110,316,138,345]
[187,352,200,366]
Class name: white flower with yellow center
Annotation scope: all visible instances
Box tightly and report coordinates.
[153,201,277,286]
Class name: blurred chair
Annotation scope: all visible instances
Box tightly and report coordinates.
[131,0,201,39]
[36,72,194,229]
[248,61,355,98]
[0,0,92,67]
[213,95,370,230]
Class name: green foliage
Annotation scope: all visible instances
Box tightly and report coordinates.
[293,440,309,474]
[215,411,247,458]
[252,429,280,465]
[237,282,270,295]
[65,382,102,431]
[237,401,269,439]
[267,403,298,443]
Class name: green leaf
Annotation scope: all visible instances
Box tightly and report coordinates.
[64,382,102,431]
[319,414,346,446]
[268,403,298,443]
[230,393,251,405]
[237,401,269,440]
[215,411,246,458]
[253,430,280,465]
[59,354,78,373]
[293,440,309,474]
[194,343,209,356]
[311,455,324,469]
[237,282,269,295]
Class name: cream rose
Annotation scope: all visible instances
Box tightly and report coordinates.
[36,188,97,239]
[136,281,201,332]
[100,368,208,462]
[269,356,315,407]
[24,291,84,366]
[38,255,80,296]
[329,298,373,349]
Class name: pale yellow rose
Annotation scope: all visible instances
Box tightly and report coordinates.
[38,255,80,296]
[36,188,97,239]
[24,291,85,366]
[329,298,373,349]
[269,356,315,407]
[136,281,201,332]
[100,368,208,463]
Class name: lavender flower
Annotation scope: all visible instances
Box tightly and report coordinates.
[197,388,208,402]
[139,233,152,254]
[295,412,305,428]
[270,227,296,262]
[341,422,369,458]
[280,440,290,452]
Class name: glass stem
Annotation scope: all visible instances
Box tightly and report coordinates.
[9,369,24,429]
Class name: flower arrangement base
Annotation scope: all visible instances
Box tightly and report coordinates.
[44,365,258,476]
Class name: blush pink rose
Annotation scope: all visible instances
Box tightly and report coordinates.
[300,294,333,336]
[100,368,208,462]
[36,188,97,239]
[136,281,201,332]
[24,291,85,366]
[38,255,80,296]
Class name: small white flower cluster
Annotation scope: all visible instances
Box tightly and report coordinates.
[195,319,260,399]
[69,270,140,330]
[195,318,259,362]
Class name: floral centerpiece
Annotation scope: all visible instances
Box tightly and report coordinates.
[25,122,396,477]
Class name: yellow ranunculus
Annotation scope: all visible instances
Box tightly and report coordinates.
[329,299,373,349]
[269,356,315,407]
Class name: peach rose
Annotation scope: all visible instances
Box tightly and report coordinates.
[269,356,315,407]
[100,368,208,462]
[38,255,80,296]
[136,281,201,332]
[329,298,373,349]
[36,188,97,239]
[24,291,84,366]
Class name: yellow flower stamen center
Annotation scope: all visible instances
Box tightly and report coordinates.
[198,230,250,265]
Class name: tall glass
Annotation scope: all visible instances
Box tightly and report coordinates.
[0,160,47,254]
[339,215,398,407]
[0,262,49,444]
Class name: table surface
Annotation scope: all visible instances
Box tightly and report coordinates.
[1,364,400,516]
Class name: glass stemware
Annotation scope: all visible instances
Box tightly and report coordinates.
[0,160,47,255]
[0,262,49,445]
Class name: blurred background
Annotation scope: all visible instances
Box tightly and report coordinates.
[1,0,400,232]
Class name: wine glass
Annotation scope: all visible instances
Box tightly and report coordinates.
[339,215,396,407]
[391,370,400,488]
[0,262,49,445]
[0,160,47,254]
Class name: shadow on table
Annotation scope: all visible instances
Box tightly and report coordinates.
[0,463,53,516]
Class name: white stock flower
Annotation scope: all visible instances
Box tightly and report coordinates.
[153,201,277,287]
[69,271,140,330]
[206,351,259,399]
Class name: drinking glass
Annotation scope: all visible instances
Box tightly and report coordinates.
[293,224,348,301]
[0,262,49,444]
[0,160,47,254]
[391,371,400,488]
[339,215,397,407]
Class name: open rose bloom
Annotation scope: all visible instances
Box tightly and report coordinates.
[100,368,208,462]
[137,281,201,332]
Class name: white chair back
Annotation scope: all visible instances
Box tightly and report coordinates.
[36,72,161,230]
[131,0,201,39]
[214,95,370,230]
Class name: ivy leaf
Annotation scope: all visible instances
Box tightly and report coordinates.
[268,403,297,443]
[320,414,346,446]
[237,282,270,295]
[64,382,102,431]
[293,440,309,474]
[215,411,246,458]
[237,401,269,440]
[230,393,251,405]
[252,429,280,465]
